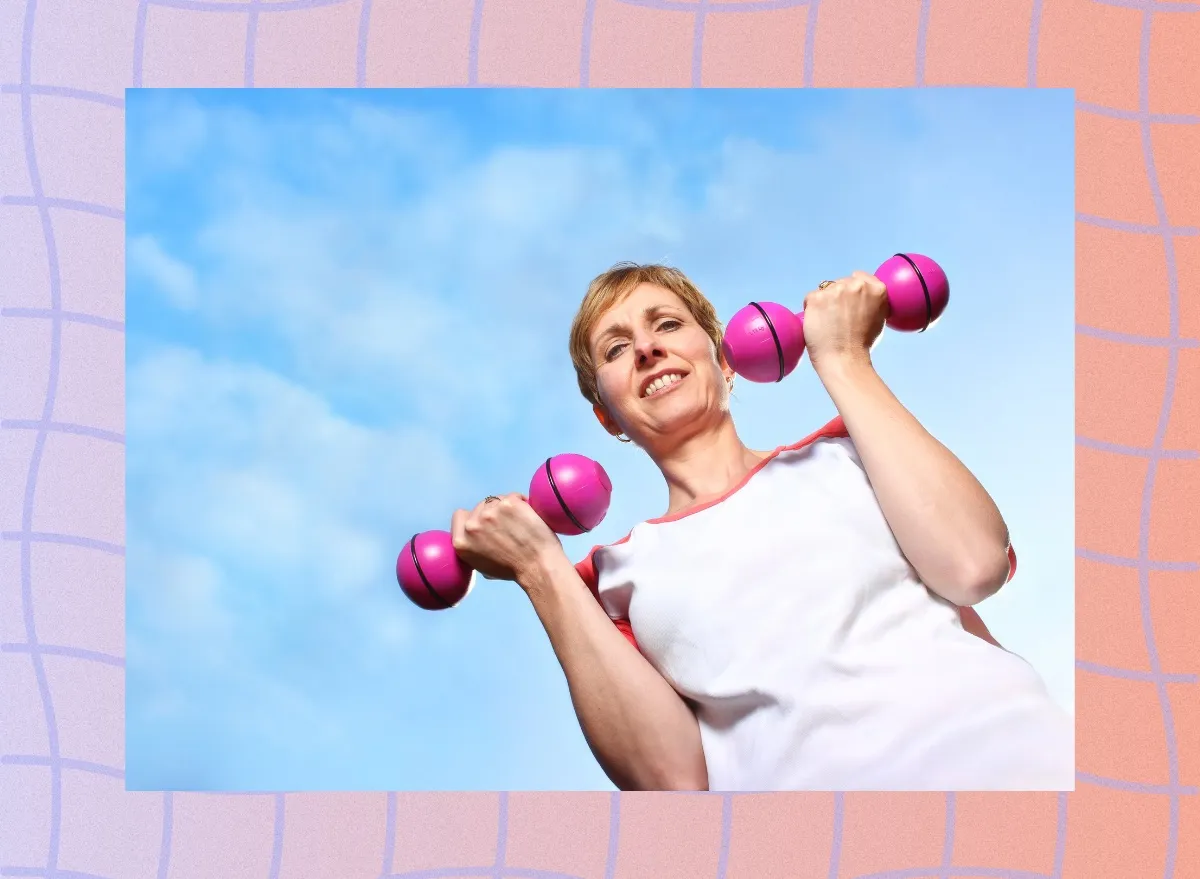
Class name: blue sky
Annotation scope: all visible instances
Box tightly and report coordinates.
[125,88,1074,791]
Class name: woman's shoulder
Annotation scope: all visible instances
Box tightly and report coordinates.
[776,415,850,454]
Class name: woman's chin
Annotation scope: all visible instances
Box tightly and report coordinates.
[645,399,720,437]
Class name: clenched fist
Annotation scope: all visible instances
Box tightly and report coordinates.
[450,493,565,585]
[800,270,889,374]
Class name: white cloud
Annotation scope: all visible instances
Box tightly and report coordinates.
[131,92,211,172]
[126,542,234,647]
[126,345,460,664]
[127,234,199,309]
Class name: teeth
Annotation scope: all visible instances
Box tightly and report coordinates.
[643,373,683,397]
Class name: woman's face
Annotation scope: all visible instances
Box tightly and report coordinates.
[589,282,732,448]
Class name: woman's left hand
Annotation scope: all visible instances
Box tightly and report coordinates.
[801,271,889,375]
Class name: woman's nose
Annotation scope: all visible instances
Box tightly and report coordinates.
[634,338,665,364]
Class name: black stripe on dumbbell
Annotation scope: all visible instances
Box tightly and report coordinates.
[544,457,590,533]
[408,533,454,609]
[748,302,786,382]
[894,253,933,332]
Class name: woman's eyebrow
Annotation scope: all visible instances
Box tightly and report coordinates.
[595,305,678,349]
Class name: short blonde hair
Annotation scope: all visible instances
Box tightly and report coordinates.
[569,262,724,408]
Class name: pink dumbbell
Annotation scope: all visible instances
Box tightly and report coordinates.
[396,454,613,610]
[721,253,950,383]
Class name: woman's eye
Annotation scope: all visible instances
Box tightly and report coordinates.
[658,319,681,331]
[605,343,626,361]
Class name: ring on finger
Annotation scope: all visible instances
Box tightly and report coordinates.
[484,495,501,503]
[818,280,835,289]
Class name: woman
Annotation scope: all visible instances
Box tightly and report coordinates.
[450,263,1073,791]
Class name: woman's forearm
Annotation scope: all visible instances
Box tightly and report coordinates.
[518,552,708,791]
[816,352,1011,606]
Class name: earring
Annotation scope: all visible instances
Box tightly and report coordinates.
[616,433,632,443]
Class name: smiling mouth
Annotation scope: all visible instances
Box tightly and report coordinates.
[642,373,686,398]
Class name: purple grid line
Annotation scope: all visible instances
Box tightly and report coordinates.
[2,643,125,669]
[13,1,68,875]
[146,0,353,12]
[1090,0,1199,10]
[245,0,262,87]
[493,791,509,879]
[1076,323,1199,349]
[387,870,586,879]
[468,0,485,86]
[1076,212,1198,237]
[381,791,397,876]
[1075,435,1197,460]
[716,792,732,878]
[803,0,819,86]
[580,0,596,86]
[356,0,371,87]
[1028,0,1043,86]
[1077,101,1200,124]
[1,308,126,332]
[157,792,173,879]
[1,196,124,220]
[827,791,843,879]
[848,869,1050,879]
[132,0,149,87]
[0,84,124,109]
[612,0,810,11]
[2,755,124,781]
[915,0,931,87]
[1,869,114,879]
[1075,548,1197,571]
[1077,659,1198,684]
[690,0,708,87]
[1077,772,1199,796]
[604,791,619,879]
[1051,792,1067,879]
[155,790,293,797]
[269,793,285,879]
[2,532,126,555]
[1133,7,1190,874]
[2,420,125,445]
[939,792,955,879]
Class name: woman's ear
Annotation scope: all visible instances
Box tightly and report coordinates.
[717,344,735,385]
[593,404,621,437]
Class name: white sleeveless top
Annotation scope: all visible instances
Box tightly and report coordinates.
[576,419,1073,791]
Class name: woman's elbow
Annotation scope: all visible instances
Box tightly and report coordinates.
[954,547,1011,606]
[653,755,708,791]
[646,752,709,791]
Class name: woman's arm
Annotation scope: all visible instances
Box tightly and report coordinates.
[817,353,1011,606]
[519,550,709,791]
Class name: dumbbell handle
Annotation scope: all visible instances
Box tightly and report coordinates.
[759,252,939,328]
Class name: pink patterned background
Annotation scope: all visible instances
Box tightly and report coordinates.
[1,0,1198,876]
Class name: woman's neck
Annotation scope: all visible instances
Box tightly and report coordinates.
[648,417,769,517]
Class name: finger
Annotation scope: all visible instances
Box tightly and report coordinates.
[450,509,468,548]
[472,495,499,515]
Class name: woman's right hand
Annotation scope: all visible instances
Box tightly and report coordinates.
[450,493,566,585]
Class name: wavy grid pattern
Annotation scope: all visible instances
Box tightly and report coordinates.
[1,0,1197,875]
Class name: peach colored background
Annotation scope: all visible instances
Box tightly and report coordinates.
[1,0,1197,876]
